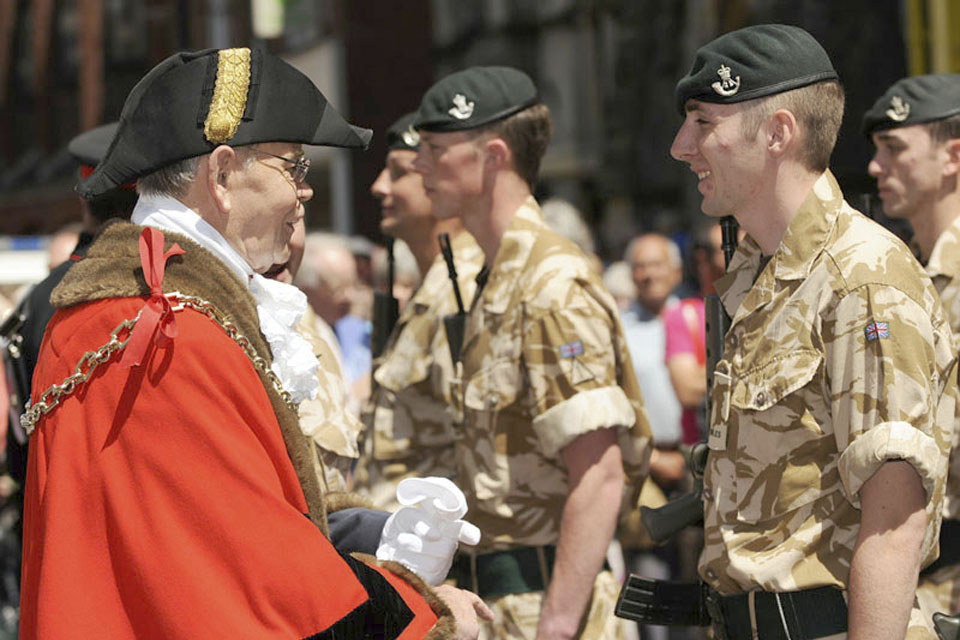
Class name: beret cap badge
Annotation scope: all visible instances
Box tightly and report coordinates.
[204,48,252,144]
[401,125,420,148]
[885,96,911,123]
[448,94,475,120]
[711,64,741,97]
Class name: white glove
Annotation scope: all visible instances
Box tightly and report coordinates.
[376,477,481,585]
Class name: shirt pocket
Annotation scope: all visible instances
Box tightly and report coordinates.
[730,349,830,524]
[463,358,523,414]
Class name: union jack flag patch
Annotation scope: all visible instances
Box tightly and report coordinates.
[558,340,584,358]
[864,321,889,341]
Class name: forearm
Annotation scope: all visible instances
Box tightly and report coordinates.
[536,431,623,640]
[667,355,705,407]
[848,461,927,640]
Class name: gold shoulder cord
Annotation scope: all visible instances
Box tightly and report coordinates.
[21,294,295,436]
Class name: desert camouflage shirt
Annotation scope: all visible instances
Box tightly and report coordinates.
[702,172,956,602]
[922,214,960,520]
[459,197,652,552]
[297,306,362,494]
[361,231,484,510]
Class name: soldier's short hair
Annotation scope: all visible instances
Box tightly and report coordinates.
[482,103,553,190]
[739,80,845,173]
[927,113,960,144]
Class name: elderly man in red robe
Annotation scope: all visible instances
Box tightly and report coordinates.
[19,47,489,639]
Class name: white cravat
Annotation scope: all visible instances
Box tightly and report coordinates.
[131,193,319,406]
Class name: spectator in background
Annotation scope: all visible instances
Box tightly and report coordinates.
[619,233,688,640]
[661,223,724,445]
[541,197,604,275]
[603,261,638,312]
[296,232,372,410]
[621,233,683,447]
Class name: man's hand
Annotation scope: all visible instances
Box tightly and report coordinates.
[434,584,494,640]
[377,477,481,585]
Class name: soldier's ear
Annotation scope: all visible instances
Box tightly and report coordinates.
[942,139,960,178]
[483,137,511,171]
[766,109,798,159]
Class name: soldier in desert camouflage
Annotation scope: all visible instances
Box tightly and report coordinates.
[412,66,653,639]
[863,74,960,621]
[360,112,484,511]
[670,24,956,640]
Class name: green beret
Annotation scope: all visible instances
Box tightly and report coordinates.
[861,74,960,135]
[414,66,538,132]
[67,122,119,168]
[385,112,420,151]
[675,24,838,114]
[79,47,372,199]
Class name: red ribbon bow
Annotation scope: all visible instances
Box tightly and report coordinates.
[119,228,186,369]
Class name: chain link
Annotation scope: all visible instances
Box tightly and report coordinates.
[21,293,295,435]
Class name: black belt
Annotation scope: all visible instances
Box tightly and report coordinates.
[922,518,960,577]
[450,546,556,600]
[451,546,612,600]
[707,585,847,640]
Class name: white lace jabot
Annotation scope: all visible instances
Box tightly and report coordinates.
[132,194,319,405]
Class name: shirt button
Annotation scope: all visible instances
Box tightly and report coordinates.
[706,568,718,580]
[756,391,766,405]
[703,487,714,501]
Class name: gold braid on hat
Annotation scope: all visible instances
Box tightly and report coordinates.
[204,48,252,144]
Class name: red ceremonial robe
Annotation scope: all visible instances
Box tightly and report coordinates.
[20,223,449,639]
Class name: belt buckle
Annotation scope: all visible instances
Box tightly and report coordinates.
[703,588,727,640]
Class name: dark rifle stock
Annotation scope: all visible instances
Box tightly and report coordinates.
[371,238,399,360]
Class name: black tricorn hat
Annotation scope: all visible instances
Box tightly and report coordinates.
[79,47,372,198]
[67,122,120,168]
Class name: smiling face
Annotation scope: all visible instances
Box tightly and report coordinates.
[868,125,948,219]
[370,149,434,241]
[670,100,767,218]
[224,142,313,273]
[412,129,487,219]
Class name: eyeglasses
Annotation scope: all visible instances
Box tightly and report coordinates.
[252,148,311,183]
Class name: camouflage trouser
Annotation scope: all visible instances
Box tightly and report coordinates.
[478,570,623,639]
[917,562,960,623]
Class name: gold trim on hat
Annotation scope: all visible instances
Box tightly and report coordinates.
[204,48,252,144]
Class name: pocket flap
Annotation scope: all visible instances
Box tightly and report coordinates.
[731,350,823,412]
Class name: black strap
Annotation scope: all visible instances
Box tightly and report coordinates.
[715,586,847,640]
[451,546,556,599]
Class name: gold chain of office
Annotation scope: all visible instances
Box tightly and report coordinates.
[20,293,295,435]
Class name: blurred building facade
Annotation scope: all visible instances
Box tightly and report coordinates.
[1,0,959,260]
